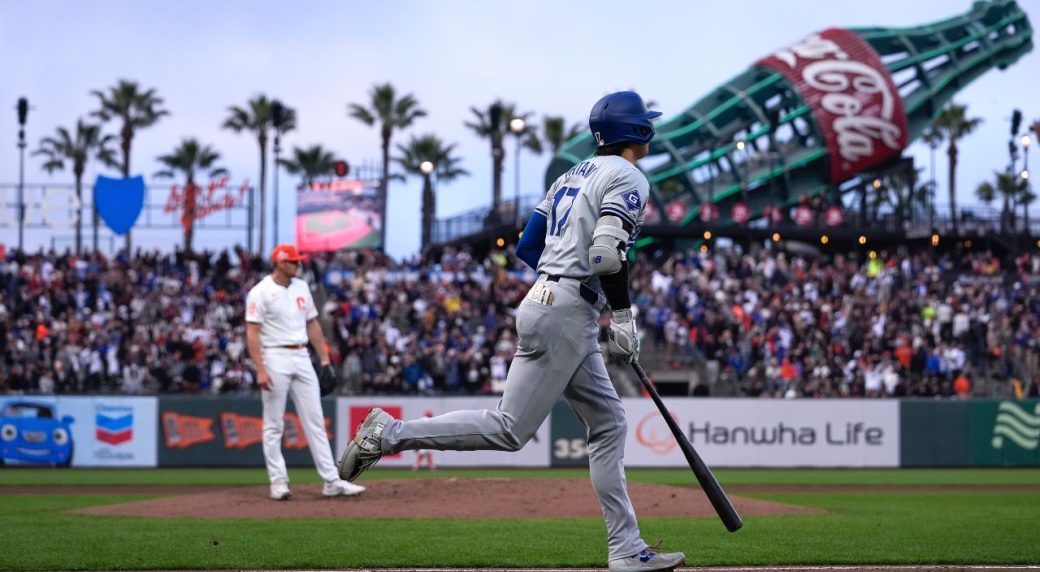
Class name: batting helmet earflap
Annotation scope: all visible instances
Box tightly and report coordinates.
[589,91,662,147]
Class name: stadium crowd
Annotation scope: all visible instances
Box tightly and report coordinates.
[1,243,1039,399]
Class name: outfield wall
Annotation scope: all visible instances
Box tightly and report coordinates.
[900,400,1040,466]
[1,396,1036,468]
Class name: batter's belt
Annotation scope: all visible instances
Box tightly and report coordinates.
[543,274,606,311]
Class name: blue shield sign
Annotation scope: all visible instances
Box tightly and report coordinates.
[94,175,144,236]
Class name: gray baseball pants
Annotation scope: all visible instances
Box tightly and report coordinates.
[379,276,645,560]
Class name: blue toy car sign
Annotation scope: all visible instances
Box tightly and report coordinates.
[0,401,74,466]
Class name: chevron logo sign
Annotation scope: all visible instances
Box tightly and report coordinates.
[96,405,134,446]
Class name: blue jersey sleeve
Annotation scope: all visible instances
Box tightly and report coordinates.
[515,211,548,270]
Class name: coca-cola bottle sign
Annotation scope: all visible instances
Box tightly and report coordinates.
[757,28,909,184]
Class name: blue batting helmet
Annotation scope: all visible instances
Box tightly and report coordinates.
[589,91,662,147]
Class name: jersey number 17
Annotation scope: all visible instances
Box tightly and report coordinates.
[549,186,581,237]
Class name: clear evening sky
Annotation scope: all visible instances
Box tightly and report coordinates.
[2,0,1038,258]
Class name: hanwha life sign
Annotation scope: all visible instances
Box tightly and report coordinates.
[623,399,899,467]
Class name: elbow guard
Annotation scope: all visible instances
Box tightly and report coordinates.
[589,215,630,275]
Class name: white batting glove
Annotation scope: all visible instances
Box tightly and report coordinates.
[608,308,639,363]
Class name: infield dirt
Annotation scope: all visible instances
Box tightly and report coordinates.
[69,477,819,519]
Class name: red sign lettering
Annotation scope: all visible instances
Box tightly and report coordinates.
[164,177,250,229]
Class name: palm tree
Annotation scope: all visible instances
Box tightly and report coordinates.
[921,125,942,190]
[348,83,426,248]
[223,96,297,255]
[977,171,1027,231]
[91,79,169,254]
[33,120,118,254]
[465,101,506,214]
[394,134,468,251]
[465,101,539,215]
[929,103,982,232]
[997,171,1028,231]
[278,145,338,187]
[975,180,996,207]
[154,139,228,253]
[542,116,583,155]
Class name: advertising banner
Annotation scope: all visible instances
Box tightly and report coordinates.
[622,399,899,467]
[0,396,157,467]
[158,396,333,466]
[335,397,550,468]
[968,400,1040,466]
[295,179,382,252]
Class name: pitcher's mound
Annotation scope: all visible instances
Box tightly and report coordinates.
[75,477,817,520]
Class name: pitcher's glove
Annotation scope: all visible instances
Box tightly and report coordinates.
[318,363,339,396]
[608,308,640,363]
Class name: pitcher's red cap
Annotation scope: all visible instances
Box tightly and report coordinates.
[271,244,303,263]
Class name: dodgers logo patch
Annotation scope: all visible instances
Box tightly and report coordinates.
[621,190,641,211]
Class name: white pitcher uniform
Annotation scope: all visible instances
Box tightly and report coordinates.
[246,276,340,486]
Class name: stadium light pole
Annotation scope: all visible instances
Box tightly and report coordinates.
[509,117,525,227]
[735,139,749,205]
[273,134,281,246]
[420,160,435,251]
[1023,134,1031,181]
[271,100,284,247]
[16,97,29,252]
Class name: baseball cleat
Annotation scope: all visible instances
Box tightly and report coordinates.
[607,542,685,572]
[338,407,393,482]
[322,479,366,497]
[269,482,292,501]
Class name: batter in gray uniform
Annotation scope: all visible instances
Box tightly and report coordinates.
[339,91,685,572]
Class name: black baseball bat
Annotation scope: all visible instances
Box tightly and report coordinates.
[631,361,743,532]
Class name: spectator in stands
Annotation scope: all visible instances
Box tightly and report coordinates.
[3,244,1040,399]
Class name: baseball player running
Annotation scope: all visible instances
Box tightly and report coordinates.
[339,92,684,571]
[246,244,365,500]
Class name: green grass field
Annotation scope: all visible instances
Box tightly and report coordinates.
[1,468,1038,570]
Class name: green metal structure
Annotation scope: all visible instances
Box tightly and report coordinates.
[545,1,1033,229]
